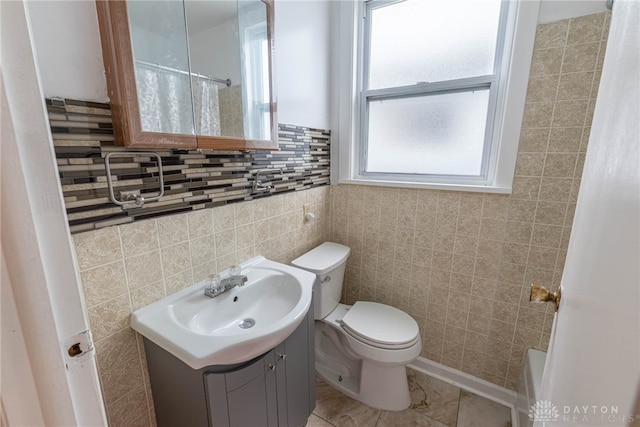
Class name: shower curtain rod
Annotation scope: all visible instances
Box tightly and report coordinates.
[135,59,232,87]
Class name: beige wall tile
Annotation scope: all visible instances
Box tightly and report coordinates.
[234,202,255,226]
[88,294,131,342]
[120,220,158,258]
[511,176,541,200]
[125,250,163,290]
[535,201,568,226]
[94,328,138,374]
[539,178,572,202]
[502,242,529,265]
[531,224,563,248]
[561,43,600,73]
[557,71,594,100]
[165,269,194,296]
[130,281,165,311]
[100,357,144,407]
[161,242,192,277]
[485,337,512,361]
[507,200,537,223]
[74,226,122,270]
[189,234,216,267]
[456,215,481,237]
[534,20,569,49]
[215,229,237,257]
[213,204,236,232]
[548,127,583,152]
[216,246,239,268]
[526,75,559,102]
[529,47,563,76]
[515,152,545,177]
[519,128,550,153]
[192,259,217,283]
[105,386,149,427]
[484,356,509,378]
[522,102,554,128]
[567,13,605,45]
[452,258,475,279]
[188,209,213,238]
[544,153,578,178]
[157,214,188,248]
[80,261,128,307]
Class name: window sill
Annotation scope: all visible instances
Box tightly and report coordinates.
[337,178,512,194]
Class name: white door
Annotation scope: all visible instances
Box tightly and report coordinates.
[2,1,106,425]
[534,1,640,426]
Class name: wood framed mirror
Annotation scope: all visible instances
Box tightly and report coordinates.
[95,0,277,150]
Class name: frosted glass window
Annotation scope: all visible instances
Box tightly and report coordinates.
[367,0,502,90]
[366,90,490,176]
[357,0,510,183]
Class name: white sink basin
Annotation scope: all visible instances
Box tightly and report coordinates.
[131,256,315,369]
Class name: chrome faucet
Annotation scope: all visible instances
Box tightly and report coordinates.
[204,266,247,298]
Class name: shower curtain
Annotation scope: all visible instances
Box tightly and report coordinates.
[135,62,221,137]
[191,76,221,137]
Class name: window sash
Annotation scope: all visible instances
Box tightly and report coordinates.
[358,0,510,185]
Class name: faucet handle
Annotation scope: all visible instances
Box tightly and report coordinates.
[205,274,222,293]
[230,265,242,277]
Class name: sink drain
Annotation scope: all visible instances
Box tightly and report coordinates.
[238,318,255,329]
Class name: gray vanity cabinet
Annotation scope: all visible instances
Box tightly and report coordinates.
[144,304,315,427]
[204,349,279,426]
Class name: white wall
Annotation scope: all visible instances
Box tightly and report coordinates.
[275,0,331,129]
[27,0,332,129]
[28,0,108,102]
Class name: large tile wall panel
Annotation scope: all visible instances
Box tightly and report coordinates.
[47,98,330,233]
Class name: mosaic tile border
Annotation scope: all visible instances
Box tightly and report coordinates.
[47,98,330,233]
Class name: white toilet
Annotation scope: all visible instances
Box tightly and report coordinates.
[292,242,422,411]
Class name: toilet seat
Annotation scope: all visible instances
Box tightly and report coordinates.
[340,302,420,350]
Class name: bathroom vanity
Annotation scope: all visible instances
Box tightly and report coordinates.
[144,304,315,427]
[130,257,317,427]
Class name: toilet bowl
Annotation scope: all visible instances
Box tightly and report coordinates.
[292,242,422,411]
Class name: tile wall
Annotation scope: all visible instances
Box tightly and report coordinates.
[330,12,610,390]
[51,99,331,426]
[73,186,331,426]
[49,98,330,233]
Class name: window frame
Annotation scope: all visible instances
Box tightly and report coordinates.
[334,0,541,193]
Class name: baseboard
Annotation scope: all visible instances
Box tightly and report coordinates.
[407,356,520,427]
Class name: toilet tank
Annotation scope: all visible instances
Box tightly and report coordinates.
[291,242,351,319]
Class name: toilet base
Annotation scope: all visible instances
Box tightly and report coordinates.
[360,360,411,410]
[315,320,413,411]
[316,361,411,411]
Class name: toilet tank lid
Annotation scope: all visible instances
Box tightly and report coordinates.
[291,242,351,275]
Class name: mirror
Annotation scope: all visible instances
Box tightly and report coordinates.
[96,0,276,150]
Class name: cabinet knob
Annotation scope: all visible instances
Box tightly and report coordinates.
[278,353,287,361]
[268,363,276,371]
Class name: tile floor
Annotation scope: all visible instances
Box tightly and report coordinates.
[307,369,512,427]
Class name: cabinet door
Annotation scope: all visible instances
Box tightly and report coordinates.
[279,310,314,427]
[204,350,278,427]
